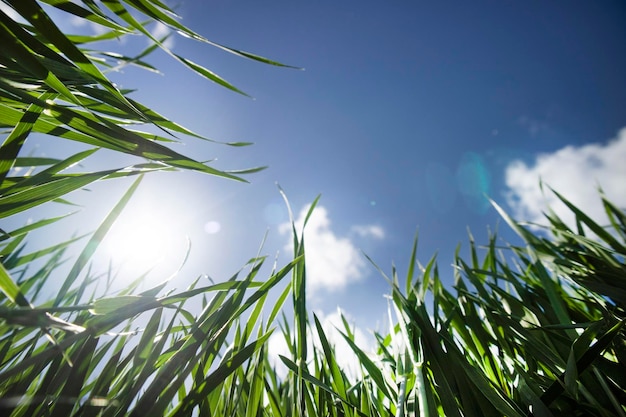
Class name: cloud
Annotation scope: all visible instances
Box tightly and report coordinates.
[351,224,385,239]
[66,15,108,36]
[518,115,550,137]
[151,21,175,49]
[505,127,626,228]
[279,205,383,294]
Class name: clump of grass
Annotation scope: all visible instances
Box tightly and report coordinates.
[1,1,624,416]
[270,190,625,417]
[1,0,300,414]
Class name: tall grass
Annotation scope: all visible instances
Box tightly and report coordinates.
[268,191,625,417]
[3,187,625,416]
[1,1,625,416]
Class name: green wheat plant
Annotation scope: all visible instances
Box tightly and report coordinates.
[0,0,301,415]
[269,191,625,417]
[1,1,625,416]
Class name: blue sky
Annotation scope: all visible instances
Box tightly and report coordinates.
[5,1,626,347]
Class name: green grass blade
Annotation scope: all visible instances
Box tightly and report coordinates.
[0,91,53,185]
[0,261,30,307]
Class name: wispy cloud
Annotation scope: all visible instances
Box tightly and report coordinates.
[505,127,626,228]
[351,224,385,239]
[66,14,108,36]
[517,115,551,137]
[279,205,383,295]
[151,21,175,49]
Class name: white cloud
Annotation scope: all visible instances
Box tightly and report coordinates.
[151,21,175,49]
[69,15,88,28]
[505,127,626,228]
[351,225,385,239]
[67,15,108,36]
[279,205,383,294]
[518,115,550,137]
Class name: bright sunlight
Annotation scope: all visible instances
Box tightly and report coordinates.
[101,201,189,276]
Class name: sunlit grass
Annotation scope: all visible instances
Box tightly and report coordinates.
[1,1,625,416]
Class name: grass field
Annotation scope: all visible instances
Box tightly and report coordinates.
[1,1,625,415]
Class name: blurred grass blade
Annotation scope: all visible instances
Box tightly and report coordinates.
[0,91,52,185]
[0,261,30,307]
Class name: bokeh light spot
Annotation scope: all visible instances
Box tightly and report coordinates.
[204,220,221,234]
[456,152,491,214]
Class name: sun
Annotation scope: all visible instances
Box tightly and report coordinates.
[101,204,188,276]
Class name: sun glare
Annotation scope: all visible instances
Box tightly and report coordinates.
[102,206,188,276]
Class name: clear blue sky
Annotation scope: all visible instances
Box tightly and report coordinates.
[8,1,626,331]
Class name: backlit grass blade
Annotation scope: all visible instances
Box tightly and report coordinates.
[40,0,133,34]
[551,188,626,254]
[89,295,159,316]
[99,0,248,95]
[130,258,298,415]
[173,54,249,96]
[541,318,625,406]
[75,336,127,416]
[72,86,239,144]
[602,195,626,237]
[7,0,151,121]
[0,212,75,243]
[1,147,98,196]
[50,336,99,416]
[2,234,86,270]
[243,328,266,417]
[0,261,30,307]
[0,91,53,185]
[12,157,63,167]
[404,232,419,295]
[211,46,303,69]
[0,169,117,219]
[127,0,302,69]
[313,314,348,399]
[0,16,83,108]
[65,27,134,44]
[279,354,369,417]
[0,82,248,180]
[168,331,274,417]
[338,327,392,400]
